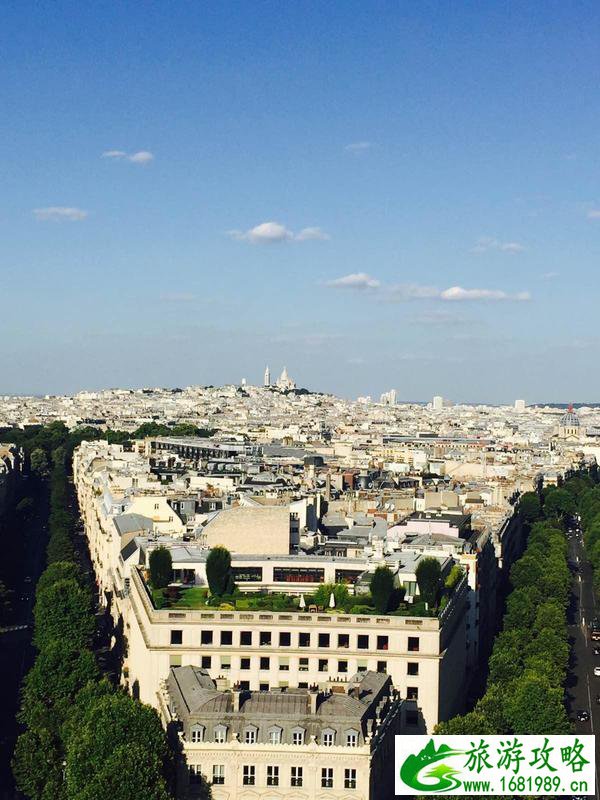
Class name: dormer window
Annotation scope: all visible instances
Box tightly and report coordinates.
[346,729,359,747]
[244,725,258,744]
[291,727,305,745]
[322,728,336,746]
[190,724,204,743]
[214,724,227,743]
[268,726,282,744]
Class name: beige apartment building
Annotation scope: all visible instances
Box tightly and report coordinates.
[127,568,468,732]
[159,666,402,800]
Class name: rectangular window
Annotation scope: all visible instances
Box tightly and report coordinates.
[335,569,363,584]
[279,631,291,646]
[245,729,257,744]
[291,766,303,787]
[169,654,182,667]
[346,730,358,747]
[345,768,357,789]
[201,655,211,669]
[292,730,304,745]
[357,659,368,671]
[269,728,281,744]
[322,767,334,788]
[239,680,250,690]
[376,635,388,650]
[220,630,232,646]
[214,728,226,743]
[220,657,231,670]
[377,660,387,673]
[318,632,330,648]
[407,662,419,676]
[259,631,272,646]
[299,632,310,647]
[240,630,252,646]
[189,765,203,785]
[201,630,213,645]
[338,659,348,673]
[408,636,420,652]
[407,686,419,701]
[191,727,203,743]
[357,634,369,649]
[318,658,328,672]
[232,566,262,582]
[243,765,255,786]
[260,656,270,670]
[273,567,325,583]
[299,657,309,672]
[279,657,289,671]
[240,657,251,670]
[170,629,182,645]
[212,765,225,785]
[338,633,350,648]
[267,766,279,787]
[323,730,335,746]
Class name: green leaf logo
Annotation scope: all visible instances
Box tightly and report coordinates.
[400,739,465,793]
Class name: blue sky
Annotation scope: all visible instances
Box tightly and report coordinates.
[2,1,600,402]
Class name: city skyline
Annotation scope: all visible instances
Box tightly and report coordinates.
[3,3,600,400]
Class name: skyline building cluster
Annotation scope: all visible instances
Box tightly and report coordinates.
[1,378,597,798]
[2,378,582,797]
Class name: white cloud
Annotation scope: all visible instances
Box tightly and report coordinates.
[102,149,154,164]
[33,206,88,222]
[128,150,154,164]
[440,286,530,302]
[471,237,525,254]
[345,141,372,153]
[229,221,329,244]
[102,150,127,159]
[326,273,380,290]
[295,227,330,241]
[587,209,600,219]
[324,276,531,303]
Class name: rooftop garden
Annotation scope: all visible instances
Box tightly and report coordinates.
[145,546,464,618]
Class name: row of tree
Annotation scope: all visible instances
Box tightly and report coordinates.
[10,430,177,800]
[436,488,572,735]
[574,472,600,600]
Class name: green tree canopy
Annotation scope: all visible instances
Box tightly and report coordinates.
[36,561,80,595]
[504,673,570,734]
[12,727,65,800]
[415,557,442,608]
[370,566,395,613]
[33,579,94,652]
[206,546,232,597]
[149,547,173,589]
[312,582,350,608]
[544,487,576,520]
[518,491,541,522]
[20,643,99,732]
[30,448,50,477]
[65,693,174,800]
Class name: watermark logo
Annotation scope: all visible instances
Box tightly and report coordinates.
[395,735,595,795]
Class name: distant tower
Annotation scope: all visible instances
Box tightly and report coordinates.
[264,366,270,386]
[432,395,444,411]
[514,399,526,413]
